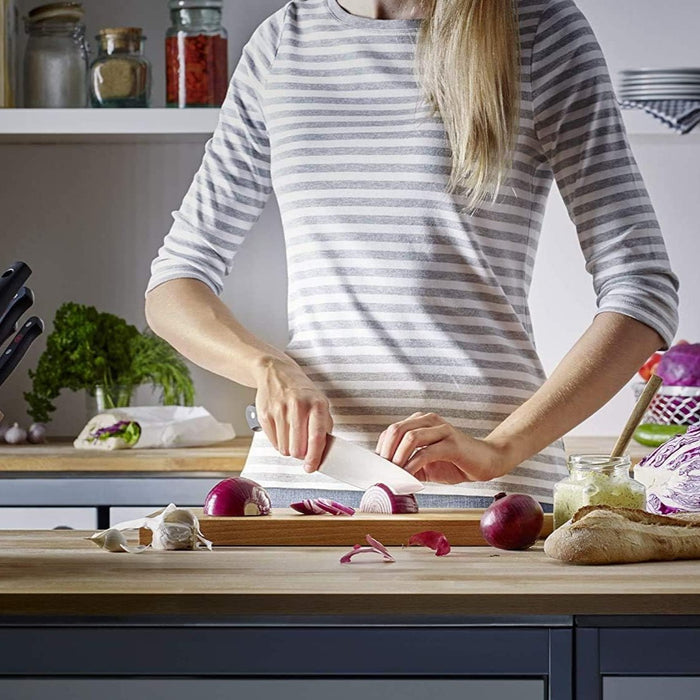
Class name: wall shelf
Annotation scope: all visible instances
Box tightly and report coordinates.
[0,108,219,143]
[0,106,696,144]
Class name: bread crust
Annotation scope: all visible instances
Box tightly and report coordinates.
[544,505,700,565]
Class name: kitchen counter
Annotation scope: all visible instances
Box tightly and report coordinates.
[1,529,697,617]
[3,530,700,700]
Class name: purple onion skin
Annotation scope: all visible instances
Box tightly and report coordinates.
[480,492,544,550]
[203,477,272,517]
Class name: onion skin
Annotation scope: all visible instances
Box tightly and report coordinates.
[408,530,451,556]
[480,492,544,550]
[203,477,272,517]
[359,483,419,514]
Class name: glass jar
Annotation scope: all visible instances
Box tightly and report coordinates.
[23,2,88,108]
[553,454,646,529]
[90,28,151,108]
[86,384,134,420]
[165,0,228,108]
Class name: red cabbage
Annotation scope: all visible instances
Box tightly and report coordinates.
[656,343,700,387]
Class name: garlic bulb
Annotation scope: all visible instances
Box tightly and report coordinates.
[27,423,47,444]
[5,423,27,444]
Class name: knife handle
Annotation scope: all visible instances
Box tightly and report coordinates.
[245,404,262,432]
[0,262,31,315]
[0,287,34,348]
[0,316,44,386]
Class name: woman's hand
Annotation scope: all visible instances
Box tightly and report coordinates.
[376,412,511,485]
[254,357,333,472]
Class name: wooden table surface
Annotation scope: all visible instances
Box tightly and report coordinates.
[0,435,652,473]
[1,530,698,617]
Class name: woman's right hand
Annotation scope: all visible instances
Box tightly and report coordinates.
[253,356,333,472]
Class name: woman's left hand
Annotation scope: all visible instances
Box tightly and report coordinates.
[376,412,510,485]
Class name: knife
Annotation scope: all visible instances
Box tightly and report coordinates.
[0,262,32,316]
[245,404,424,495]
[0,287,34,347]
[0,316,44,386]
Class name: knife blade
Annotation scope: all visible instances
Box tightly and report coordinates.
[245,404,424,495]
[0,316,44,386]
[0,287,34,347]
[0,262,32,316]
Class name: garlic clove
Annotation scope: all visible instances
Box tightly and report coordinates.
[89,528,129,553]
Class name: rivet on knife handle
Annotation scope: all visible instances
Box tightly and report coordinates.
[245,404,262,432]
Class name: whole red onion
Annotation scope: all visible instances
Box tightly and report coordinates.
[480,492,544,550]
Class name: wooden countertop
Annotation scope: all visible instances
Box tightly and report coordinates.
[1,530,698,617]
[0,435,652,474]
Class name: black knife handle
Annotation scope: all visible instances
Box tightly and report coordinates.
[0,316,44,386]
[245,404,262,432]
[0,287,34,347]
[0,262,32,316]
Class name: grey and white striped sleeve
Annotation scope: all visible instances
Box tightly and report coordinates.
[146,7,288,297]
[530,0,679,348]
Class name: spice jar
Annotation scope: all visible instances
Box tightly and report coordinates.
[165,0,228,108]
[553,454,646,529]
[90,28,151,108]
[23,2,88,108]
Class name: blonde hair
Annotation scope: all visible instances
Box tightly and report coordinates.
[415,0,521,211]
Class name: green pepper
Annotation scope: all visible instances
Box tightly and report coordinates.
[633,423,688,447]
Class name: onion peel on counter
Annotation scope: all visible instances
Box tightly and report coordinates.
[340,534,395,563]
[407,530,451,556]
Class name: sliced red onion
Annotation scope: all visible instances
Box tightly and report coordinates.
[408,530,451,556]
[203,477,271,517]
[315,499,356,516]
[290,499,327,515]
[340,535,395,563]
[359,483,419,514]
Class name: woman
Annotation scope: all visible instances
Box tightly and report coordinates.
[145,0,679,511]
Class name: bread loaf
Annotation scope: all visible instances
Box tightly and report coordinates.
[544,505,700,565]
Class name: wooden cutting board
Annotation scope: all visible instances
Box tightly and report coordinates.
[139,508,554,547]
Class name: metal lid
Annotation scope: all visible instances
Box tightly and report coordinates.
[96,27,146,52]
[27,2,84,23]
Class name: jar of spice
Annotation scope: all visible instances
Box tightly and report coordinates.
[90,28,151,108]
[23,2,88,108]
[165,0,228,108]
[553,454,646,530]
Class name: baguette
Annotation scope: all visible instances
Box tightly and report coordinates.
[544,505,700,565]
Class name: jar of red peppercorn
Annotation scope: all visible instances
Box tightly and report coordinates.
[165,0,228,108]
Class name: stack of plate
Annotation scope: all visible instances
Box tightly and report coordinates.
[618,68,700,101]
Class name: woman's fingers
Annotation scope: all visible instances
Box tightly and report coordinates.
[257,407,278,452]
[304,403,331,472]
[378,412,443,462]
[288,402,309,461]
[391,425,451,467]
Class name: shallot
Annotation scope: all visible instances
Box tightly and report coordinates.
[480,492,544,550]
[359,483,419,514]
[27,423,47,444]
[203,477,271,517]
[407,530,451,556]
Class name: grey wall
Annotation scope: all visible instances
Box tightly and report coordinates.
[0,0,698,439]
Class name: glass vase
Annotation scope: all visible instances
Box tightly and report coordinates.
[86,384,134,419]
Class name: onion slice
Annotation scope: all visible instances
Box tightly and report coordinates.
[407,530,451,556]
[290,499,326,515]
[316,499,356,516]
[203,477,272,517]
[340,534,395,563]
[359,483,419,514]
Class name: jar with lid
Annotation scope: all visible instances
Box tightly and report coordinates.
[90,28,151,108]
[553,454,646,529]
[165,0,228,108]
[23,2,88,108]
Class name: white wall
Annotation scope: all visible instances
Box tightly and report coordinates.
[0,0,698,439]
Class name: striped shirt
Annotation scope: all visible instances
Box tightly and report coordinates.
[147,0,679,502]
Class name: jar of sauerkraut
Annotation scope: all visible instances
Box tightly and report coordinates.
[553,454,646,529]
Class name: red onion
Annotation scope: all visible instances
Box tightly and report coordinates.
[479,492,544,550]
[359,483,419,514]
[340,535,395,563]
[315,499,356,516]
[203,477,271,517]
[407,530,451,556]
[290,499,326,515]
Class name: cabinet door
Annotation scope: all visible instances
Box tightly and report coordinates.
[605,677,700,700]
[0,507,95,530]
[0,679,545,700]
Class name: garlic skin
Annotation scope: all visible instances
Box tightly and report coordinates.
[151,522,197,550]
[5,423,27,444]
[27,423,47,444]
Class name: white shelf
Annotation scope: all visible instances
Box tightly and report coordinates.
[0,108,219,143]
[0,106,695,144]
